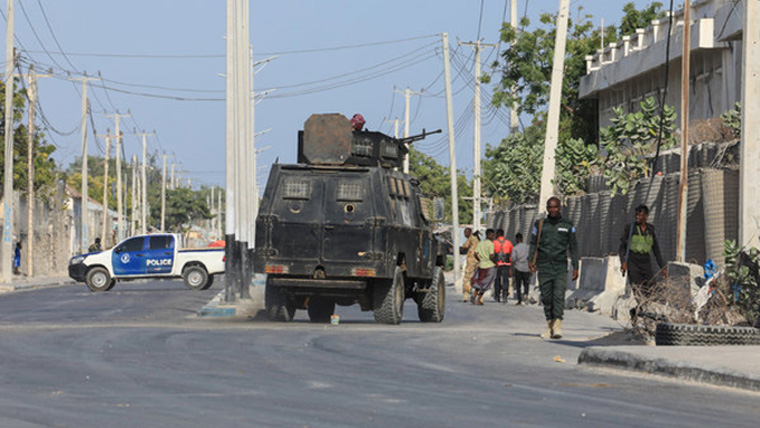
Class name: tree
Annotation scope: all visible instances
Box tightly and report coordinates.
[483,121,544,205]
[408,147,472,224]
[619,2,665,38]
[159,187,212,232]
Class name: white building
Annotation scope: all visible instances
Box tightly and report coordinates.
[579,0,743,127]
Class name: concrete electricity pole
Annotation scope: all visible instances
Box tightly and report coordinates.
[676,0,691,262]
[739,0,759,248]
[442,32,461,288]
[70,74,99,253]
[2,0,15,283]
[459,40,497,230]
[19,65,51,277]
[510,0,520,133]
[131,155,137,235]
[538,0,570,209]
[95,130,113,245]
[161,153,166,231]
[395,87,422,174]
[133,130,154,234]
[170,161,175,190]
[106,112,129,241]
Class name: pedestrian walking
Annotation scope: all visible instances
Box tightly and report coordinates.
[619,204,667,303]
[471,229,497,305]
[460,227,480,302]
[529,197,579,339]
[13,241,22,275]
[493,229,513,303]
[512,232,531,306]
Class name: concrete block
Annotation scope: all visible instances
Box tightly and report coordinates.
[667,261,703,296]
[568,256,627,315]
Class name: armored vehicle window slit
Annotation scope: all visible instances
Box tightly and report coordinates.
[338,181,363,202]
[388,176,398,196]
[352,137,373,157]
[381,139,398,160]
[403,180,411,199]
[283,179,311,200]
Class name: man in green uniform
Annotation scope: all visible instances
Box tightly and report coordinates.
[529,197,579,339]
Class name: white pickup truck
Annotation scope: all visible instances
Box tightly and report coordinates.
[68,233,225,292]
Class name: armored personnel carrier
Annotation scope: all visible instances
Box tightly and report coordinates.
[253,113,446,324]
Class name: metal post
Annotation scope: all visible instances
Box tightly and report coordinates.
[676,0,691,262]
[442,33,461,289]
[1,0,14,283]
[538,0,570,208]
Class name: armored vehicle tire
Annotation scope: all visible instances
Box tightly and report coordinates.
[265,278,295,322]
[183,266,210,290]
[307,298,335,323]
[655,323,760,346]
[373,266,405,325]
[86,267,114,292]
[417,266,445,323]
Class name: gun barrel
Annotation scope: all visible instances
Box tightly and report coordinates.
[400,128,443,144]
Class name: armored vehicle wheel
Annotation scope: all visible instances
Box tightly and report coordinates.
[374,266,405,325]
[307,298,335,323]
[417,266,445,323]
[183,266,210,290]
[265,278,295,322]
[86,267,114,292]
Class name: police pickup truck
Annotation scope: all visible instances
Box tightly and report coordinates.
[69,233,225,292]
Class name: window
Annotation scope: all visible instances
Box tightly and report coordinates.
[352,137,373,157]
[149,235,174,250]
[119,237,144,253]
[283,179,311,200]
[338,181,363,201]
[381,139,398,159]
[388,177,398,195]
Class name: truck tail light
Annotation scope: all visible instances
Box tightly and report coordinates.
[265,265,288,274]
[353,268,376,277]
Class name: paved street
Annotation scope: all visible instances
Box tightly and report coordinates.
[1,279,759,427]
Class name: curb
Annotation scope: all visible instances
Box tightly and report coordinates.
[578,347,760,392]
[197,289,238,317]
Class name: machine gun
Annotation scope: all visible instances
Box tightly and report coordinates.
[398,128,443,146]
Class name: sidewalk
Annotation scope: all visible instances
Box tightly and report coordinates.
[579,345,760,392]
[0,275,76,294]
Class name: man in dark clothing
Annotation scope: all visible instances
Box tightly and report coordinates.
[619,204,668,300]
[493,229,513,303]
[529,197,579,339]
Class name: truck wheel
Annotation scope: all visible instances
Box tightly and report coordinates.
[373,266,405,325]
[201,275,215,290]
[265,278,295,322]
[417,266,445,323]
[86,267,112,292]
[183,266,210,290]
[308,298,335,323]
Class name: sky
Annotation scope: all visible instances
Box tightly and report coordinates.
[2,0,656,193]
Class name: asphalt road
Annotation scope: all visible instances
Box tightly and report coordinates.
[0,279,758,428]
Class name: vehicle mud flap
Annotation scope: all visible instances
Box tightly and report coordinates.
[374,266,404,325]
[417,266,445,323]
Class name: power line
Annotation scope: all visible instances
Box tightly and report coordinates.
[35,0,81,72]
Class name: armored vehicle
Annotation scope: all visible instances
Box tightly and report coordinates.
[253,113,446,324]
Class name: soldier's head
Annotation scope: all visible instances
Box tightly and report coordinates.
[515,232,523,243]
[546,196,561,219]
[485,228,495,240]
[635,204,649,224]
[464,227,472,238]
[95,237,101,244]
[496,229,504,238]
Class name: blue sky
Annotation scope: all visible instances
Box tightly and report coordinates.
[3,0,655,191]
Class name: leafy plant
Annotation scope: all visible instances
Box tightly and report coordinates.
[483,123,544,205]
[555,137,600,195]
[720,102,741,139]
[600,97,676,195]
[724,239,760,326]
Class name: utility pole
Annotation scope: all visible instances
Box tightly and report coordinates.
[538,0,570,209]
[740,0,760,249]
[132,130,154,234]
[161,153,166,231]
[131,155,137,235]
[460,40,497,230]
[2,0,15,283]
[442,32,461,290]
[19,65,51,277]
[70,74,99,253]
[676,0,691,262]
[394,87,422,174]
[510,0,520,133]
[95,130,113,246]
[106,112,129,241]
[170,161,175,190]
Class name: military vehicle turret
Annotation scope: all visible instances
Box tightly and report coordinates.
[253,113,446,324]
